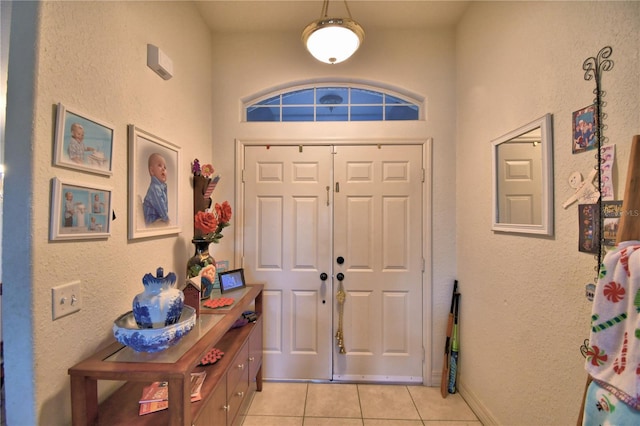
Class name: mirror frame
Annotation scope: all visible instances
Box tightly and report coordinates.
[491,113,553,236]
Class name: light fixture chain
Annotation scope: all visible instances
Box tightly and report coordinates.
[321,0,354,19]
[343,0,354,19]
[321,0,329,18]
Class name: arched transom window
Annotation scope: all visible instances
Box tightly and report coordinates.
[245,85,421,122]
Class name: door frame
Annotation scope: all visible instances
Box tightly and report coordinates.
[235,138,433,385]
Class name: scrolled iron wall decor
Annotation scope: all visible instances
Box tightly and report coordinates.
[582,46,614,293]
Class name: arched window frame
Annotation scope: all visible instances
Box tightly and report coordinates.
[244,82,423,122]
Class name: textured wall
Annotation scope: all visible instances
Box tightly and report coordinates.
[456,2,640,424]
[3,2,213,424]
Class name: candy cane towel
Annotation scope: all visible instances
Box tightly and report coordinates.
[585,241,640,410]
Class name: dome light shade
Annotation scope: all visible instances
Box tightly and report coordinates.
[302,2,365,64]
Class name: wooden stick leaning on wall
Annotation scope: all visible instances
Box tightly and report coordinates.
[615,135,640,244]
[577,135,640,425]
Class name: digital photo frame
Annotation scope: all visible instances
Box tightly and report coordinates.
[219,268,246,294]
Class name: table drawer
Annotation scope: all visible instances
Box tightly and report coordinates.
[226,341,248,399]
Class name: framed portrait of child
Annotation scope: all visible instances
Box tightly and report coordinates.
[127,125,181,239]
[54,103,115,176]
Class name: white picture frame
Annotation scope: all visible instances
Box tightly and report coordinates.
[53,103,114,176]
[50,177,112,240]
[128,125,181,239]
[491,113,554,236]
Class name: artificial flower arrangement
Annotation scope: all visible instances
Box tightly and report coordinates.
[188,159,233,290]
[191,159,232,243]
[194,203,232,243]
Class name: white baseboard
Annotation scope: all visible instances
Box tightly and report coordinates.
[458,379,499,425]
[430,370,440,386]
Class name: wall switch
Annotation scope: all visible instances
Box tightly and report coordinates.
[52,280,82,320]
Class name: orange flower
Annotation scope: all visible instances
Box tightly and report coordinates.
[215,201,232,224]
[194,211,218,234]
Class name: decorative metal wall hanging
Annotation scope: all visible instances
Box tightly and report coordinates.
[582,46,614,290]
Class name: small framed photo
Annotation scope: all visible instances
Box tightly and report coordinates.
[219,268,246,294]
[128,125,181,239]
[578,203,599,254]
[572,105,598,154]
[54,103,114,176]
[213,260,229,290]
[602,200,624,246]
[50,177,112,240]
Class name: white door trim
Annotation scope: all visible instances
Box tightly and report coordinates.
[235,137,433,385]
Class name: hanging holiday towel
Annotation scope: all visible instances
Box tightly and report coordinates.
[582,380,640,425]
[585,240,640,410]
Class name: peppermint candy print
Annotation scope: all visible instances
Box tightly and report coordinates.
[603,281,626,303]
[586,345,608,367]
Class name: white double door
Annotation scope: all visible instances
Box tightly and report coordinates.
[242,143,424,382]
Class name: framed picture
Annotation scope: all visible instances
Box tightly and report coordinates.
[219,268,246,294]
[572,105,598,154]
[578,203,599,254]
[54,103,114,176]
[213,260,229,290]
[50,177,112,240]
[602,200,624,246]
[128,125,181,239]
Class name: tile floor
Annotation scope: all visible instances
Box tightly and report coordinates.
[242,382,482,426]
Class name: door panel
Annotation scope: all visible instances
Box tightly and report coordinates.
[333,145,423,382]
[497,142,541,224]
[243,145,333,380]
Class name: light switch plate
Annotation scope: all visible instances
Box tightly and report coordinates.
[52,280,81,320]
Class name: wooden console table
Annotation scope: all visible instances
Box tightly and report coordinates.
[69,284,263,426]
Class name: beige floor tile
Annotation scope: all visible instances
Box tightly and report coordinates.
[242,415,304,426]
[304,418,364,426]
[305,383,361,418]
[247,382,308,417]
[424,422,483,426]
[364,420,424,425]
[358,384,421,420]
[407,386,478,421]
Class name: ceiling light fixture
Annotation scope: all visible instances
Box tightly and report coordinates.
[319,93,343,112]
[302,0,365,65]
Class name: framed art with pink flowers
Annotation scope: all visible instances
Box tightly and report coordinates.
[128,125,181,240]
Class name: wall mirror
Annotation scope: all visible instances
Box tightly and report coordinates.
[491,113,553,236]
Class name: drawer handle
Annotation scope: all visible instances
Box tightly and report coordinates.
[249,356,255,362]
[237,363,245,369]
[236,391,244,398]
[223,405,230,411]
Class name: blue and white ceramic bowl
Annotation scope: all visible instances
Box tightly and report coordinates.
[113,306,196,353]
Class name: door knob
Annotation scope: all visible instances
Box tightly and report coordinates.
[320,272,328,281]
[337,273,344,281]
[337,256,345,264]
